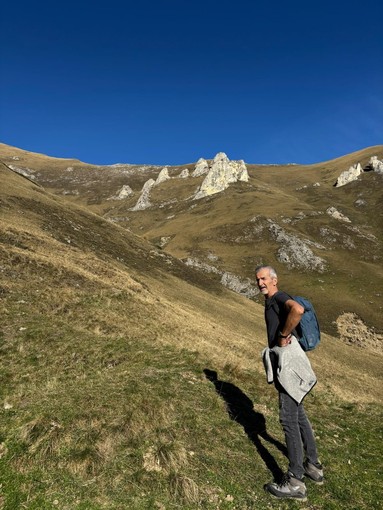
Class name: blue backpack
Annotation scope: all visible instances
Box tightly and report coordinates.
[292,296,321,351]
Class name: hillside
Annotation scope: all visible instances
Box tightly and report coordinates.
[0,159,382,509]
[1,143,383,338]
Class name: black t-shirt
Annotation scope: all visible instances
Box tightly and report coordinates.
[264,290,295,347]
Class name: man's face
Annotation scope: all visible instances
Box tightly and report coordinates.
[256,268,278,297]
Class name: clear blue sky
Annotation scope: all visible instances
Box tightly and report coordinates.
[1,0,382,165]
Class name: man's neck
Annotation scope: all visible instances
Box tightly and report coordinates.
[266,288,278,299]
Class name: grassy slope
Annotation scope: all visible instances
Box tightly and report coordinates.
[107,154,383,335]
[2,143,382,335]
[0,163,382,509]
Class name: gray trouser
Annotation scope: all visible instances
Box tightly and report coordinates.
[279,390,319,479]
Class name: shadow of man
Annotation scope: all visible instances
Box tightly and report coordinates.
[204,368,287,482]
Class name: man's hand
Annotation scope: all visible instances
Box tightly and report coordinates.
[278,333,292,347]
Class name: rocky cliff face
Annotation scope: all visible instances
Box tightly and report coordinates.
[129,152,249,209]
[335,156,383,186]
[194,152,249,199]
[369,156,383,173]
[155,167,170,185]
[191,158,209,177]
[131,179,155,211]
[335,163,363,187]
[108,184,134,200]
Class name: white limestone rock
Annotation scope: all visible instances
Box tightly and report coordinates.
[108,184,134,200]
[369,156,383,173]
[192,158,209,177]
[131,179,155,211]
[8,165,36,180]
[194,152,249,200]
[220,272,258,298]
[178,168,189,178]
[326,207,351,223]
[335,163,363,187]
[268,221,327,273]
[184,257,258,298]
[158,236,172,248]
[155,167,170,185]
[334,156,383,186]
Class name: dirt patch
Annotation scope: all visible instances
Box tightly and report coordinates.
[336,312,383,353]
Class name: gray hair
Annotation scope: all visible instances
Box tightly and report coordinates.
[255,265,278,278]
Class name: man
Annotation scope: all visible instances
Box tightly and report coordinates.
[255,265,323,501]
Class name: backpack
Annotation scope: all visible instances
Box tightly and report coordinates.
[292,296,321,351]
[271,294,321,351]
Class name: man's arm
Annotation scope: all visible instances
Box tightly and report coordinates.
[278,298,304,347]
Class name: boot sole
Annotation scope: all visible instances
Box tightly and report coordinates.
[264,485,307,502]
[267,492,308,502]
[305,475,324,485]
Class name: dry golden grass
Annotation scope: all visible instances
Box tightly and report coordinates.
[2,142,383,337]
[1,160,381,405]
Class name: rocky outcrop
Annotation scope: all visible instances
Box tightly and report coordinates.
[368,156,383,174]
[158,236,172,248]
[220,272,258,298]
[184,257,258,298]
[326,207,351,223]
[178,168,189,178]
[155,167,170,185]
[8,165,37,180]
[194,152,249,200]
[319,227,356,250]
[108,184,134,200]
[131,179,155,211]
[335,156,383,186]
[130,167,171,210]
[268,221,327,272]
[336,312,383,353]
[191,158,209,177]
[335,163,363,187]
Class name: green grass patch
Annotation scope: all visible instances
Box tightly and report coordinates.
[1,285,382,509]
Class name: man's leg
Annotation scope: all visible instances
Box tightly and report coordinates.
[298,402,324,484]
[298,403,318,464]
[264,390,307,500]
[279,390,304,479]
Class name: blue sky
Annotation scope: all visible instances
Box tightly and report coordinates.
[1,0,382,165]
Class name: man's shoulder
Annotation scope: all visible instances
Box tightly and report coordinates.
[266,290,290,311]
[273,290,291,305]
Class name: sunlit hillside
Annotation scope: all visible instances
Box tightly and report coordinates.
[0,159,382,509]
[1,143,382,337]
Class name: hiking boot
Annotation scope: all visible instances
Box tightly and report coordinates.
[264,472,307,501]
[304,460,324,484]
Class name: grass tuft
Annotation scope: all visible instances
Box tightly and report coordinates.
[168,473,200,504]
[143,438,188,474]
